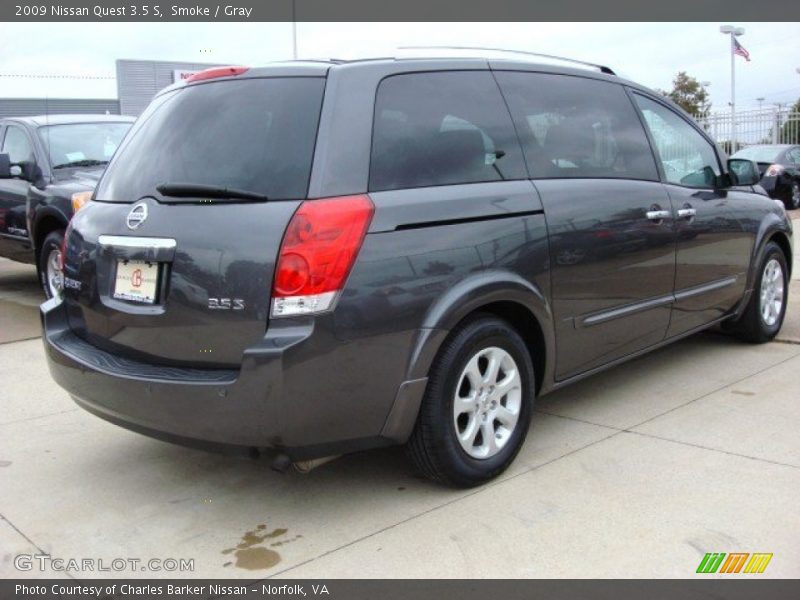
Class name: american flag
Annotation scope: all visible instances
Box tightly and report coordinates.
[733,37,751,62]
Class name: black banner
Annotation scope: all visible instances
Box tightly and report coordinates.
[2,0,799,22]
[3,580,800,600]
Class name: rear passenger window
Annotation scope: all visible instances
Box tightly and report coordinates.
[494,72,658,181]
[369,71,527,192]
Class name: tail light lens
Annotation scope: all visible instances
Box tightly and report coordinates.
[271,195,374,317]
[765,164,784,177]
[59,224,71,272]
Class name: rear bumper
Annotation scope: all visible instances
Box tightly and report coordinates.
[41,298,426,460]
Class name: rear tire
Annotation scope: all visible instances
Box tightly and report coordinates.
[38,230,65,300]
[406,314,535,487]
[731,241,788,343]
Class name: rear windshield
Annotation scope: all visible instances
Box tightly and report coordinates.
[731,146,783,163]
[95,77,325,202]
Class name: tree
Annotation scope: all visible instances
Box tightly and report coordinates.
[778,97,800,144]
[660,72,711,118]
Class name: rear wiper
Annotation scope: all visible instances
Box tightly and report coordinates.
[52,159,108,169]
[156,182,270,202]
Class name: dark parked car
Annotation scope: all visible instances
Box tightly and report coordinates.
[0,114,134,297]
[41,58,792,487]
[731,144,800,210]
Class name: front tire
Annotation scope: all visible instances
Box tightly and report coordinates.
[406,314,535,487]
[38,230,65,300]
[787,181,800,211]
[732,241,788,343]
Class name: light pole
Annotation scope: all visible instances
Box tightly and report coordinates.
[757,97,765,111]
[291,0,298,60]
[720,25,745,153]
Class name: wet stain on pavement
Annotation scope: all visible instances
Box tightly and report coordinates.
[222,523,301,570]
[0,460,11,467]
[731,390,756,396]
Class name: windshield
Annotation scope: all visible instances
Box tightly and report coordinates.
[38,122,132,169]
[94,77,326,202]
[732,146,783,163]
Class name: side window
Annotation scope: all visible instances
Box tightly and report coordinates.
[788,148,800,165]
[369,71,527,192]
[1,126,34,164]
[494,72,658,181]
[633,95,721,188]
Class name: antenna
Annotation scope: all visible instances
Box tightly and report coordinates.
[397,45,616,75]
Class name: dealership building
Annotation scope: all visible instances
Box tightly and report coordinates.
[0,59,221,119]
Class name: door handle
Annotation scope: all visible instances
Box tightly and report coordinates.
[676,208,697,219]
[646,209,671,221]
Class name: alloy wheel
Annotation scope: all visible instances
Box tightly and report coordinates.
[453,346,522,460]
[760,258,784,327]
[46,247,63,299]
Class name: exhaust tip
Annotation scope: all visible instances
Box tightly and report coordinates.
[292,455,340,474]
[270,452,292,473]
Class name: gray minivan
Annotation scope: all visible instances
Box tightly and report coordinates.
[41,57,792,487]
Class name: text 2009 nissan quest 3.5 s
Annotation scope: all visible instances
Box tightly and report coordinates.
[42,55,792,487]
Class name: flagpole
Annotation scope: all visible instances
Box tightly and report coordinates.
[291,0,298,60]
[720,25,745,154]
[730,32,736,153]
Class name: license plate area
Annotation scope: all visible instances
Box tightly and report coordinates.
[113,259,160,304]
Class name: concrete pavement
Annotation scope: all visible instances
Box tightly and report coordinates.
[0,223,798,580]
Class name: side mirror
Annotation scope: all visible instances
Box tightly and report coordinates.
[19,160,42,183]
[0,153,10,178]
[728,158,761,187]
[0,153,37,181]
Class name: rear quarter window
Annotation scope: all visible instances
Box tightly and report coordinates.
[95,77,325,202]
[369,71,527,192]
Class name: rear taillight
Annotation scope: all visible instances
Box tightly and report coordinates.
[59,225,71,272]
[765,164,784,177]
[271,195,374,317]
[186,66,249,83]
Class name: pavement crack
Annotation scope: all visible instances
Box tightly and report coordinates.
[0,408,79,428]
[0,514,43,553]
[620,430,800,470]
[0,335,42,346]
[266,429,622,578]
[627,349,800,432]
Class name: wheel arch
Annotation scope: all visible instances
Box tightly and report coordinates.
[768,230,793,279]
[731,218,793,321]
[32,207,68,264]
[381,271,555,443]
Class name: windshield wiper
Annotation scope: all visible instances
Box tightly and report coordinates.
[156,183,270,202]
[52,159,108,169]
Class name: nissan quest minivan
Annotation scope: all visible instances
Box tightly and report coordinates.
[41,55,792,487]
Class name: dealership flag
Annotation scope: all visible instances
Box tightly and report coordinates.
[733,38,751,61]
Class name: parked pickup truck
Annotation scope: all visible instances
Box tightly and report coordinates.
[0,114,134,297]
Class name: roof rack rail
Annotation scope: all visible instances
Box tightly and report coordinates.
[396,46,616,75]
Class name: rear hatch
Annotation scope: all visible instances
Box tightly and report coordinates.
[61,74,326,367]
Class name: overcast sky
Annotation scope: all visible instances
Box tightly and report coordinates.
[0,22,798,112]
